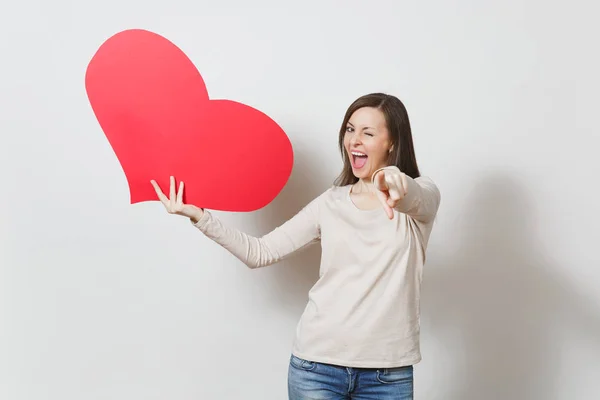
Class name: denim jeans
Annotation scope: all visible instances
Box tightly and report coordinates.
[288,354,413,399]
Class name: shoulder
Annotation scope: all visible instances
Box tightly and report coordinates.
[322,184,353,203]
[327,184,351,197]
[303,184,349,208]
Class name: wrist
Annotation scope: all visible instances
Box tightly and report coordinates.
[371,167,386,184]
[190,208,204,224]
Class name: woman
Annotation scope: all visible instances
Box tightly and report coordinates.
[151,93,441,399]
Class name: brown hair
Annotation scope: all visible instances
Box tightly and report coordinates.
[333,92,421,186]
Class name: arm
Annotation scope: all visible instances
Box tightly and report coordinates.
[150,176,323,269]
[191,194,322,269]
[372,166,441,223]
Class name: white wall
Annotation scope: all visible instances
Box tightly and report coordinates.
[1,0,599,399]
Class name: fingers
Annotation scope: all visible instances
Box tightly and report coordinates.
[385,174,404,206]
[169,176,176,207]
[151,177,186,214]
[177,181,184,206]
[373,170,394,219]
[374,169,409,219]
[375,189,394,219]
[150,180,169,205]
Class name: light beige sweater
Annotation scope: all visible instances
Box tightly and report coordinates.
[192,168,441,368]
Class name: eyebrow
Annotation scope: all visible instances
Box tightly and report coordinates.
[347,121,375,130]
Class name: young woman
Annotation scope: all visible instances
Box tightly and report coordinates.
[151,93,441,399]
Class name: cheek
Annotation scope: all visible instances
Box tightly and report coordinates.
[368,143,390,163]
[343,135,350,148]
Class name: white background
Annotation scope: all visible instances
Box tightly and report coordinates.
[1,0,599,399]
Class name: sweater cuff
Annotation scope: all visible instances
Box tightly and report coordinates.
[371,167,386,184]
[190,209,210,229]
[371,166,399,184]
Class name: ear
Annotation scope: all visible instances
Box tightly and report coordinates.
[389,145,394,153]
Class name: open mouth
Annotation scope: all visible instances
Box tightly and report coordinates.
[351,151,368,169]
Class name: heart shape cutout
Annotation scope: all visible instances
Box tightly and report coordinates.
[85,29,293,211]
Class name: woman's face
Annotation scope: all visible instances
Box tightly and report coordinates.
[343,106,393,182]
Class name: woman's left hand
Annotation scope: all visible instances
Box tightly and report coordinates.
[373,167,408,219]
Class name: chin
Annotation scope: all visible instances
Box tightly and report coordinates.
[351,167,371,180]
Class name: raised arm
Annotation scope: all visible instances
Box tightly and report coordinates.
[150,176,323,269]
[191,196,322,268]
[372,166,441,223]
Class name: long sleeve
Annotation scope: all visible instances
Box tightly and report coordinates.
[191,192,325,269]
[374,166,441,224]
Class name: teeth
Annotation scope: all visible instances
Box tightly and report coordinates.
[351,151,367,157]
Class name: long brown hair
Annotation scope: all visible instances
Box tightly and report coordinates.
[333,93,421,186]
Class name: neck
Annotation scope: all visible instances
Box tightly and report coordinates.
[352,178,375,194]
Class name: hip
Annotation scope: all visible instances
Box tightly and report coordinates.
[287,354,413,400]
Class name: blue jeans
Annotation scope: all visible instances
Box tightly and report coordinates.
[288,354,413,399]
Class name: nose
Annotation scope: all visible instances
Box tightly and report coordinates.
[350,133,361,146]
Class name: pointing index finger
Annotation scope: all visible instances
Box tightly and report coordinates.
[374,186,394,219]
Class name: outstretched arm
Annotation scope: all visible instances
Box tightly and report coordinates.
[151,176,322,269]
[192,201,320,268]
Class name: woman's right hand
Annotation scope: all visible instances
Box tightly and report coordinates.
[150,176,204,223]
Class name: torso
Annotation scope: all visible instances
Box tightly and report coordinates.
[291,184,430,368]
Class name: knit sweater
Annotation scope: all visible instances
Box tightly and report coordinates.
[192,168,441,368]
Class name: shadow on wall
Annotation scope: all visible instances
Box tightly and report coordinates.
[249,133,338,313]
[422,171,600,400]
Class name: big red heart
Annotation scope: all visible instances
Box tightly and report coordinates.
[85,29,293,211]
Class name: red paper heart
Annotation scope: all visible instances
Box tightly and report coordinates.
[85,29,293,211]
